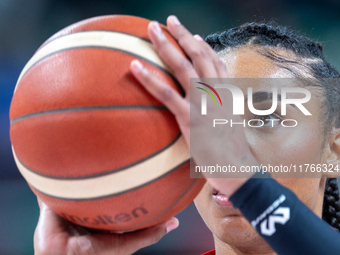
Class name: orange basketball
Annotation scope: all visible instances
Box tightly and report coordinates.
[9,15,205,231]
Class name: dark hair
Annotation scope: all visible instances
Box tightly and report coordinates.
[204,22,340,230]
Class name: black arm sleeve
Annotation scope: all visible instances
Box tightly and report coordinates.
[229,172,340,254]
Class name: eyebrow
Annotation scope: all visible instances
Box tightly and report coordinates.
[245,91,281,103]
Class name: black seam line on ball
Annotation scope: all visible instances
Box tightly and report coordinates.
[15,132,182,180]
[18,46,185,97]
[10,105,168,125]
[18,32,185,96]
[125,172,201,230]
[30,158,191,201]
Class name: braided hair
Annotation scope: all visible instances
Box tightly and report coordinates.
[204,22,340,230]
[323,178,340,230]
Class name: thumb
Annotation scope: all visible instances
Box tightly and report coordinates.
[69,217,179,255]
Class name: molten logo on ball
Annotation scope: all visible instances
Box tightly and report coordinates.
[60,206,148,226]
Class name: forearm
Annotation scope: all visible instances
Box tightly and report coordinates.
[229,172,340,254]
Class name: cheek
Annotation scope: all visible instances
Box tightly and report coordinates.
[245,123,323,169]
[244,124,324,212]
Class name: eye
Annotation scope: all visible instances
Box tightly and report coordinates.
[253,113,282,127]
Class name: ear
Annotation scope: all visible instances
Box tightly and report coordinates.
[323,128,340,178]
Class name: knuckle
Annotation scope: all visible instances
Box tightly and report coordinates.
[176,31,187,43]
[177,37,189,48]
[182,39,209,59]
[159,87,174,102]
[191,48,209,59]
[67,238,93,255]
[149,232,163,245]
[174,60,192,74]
[158,40,172,55]
[67,240,81,255]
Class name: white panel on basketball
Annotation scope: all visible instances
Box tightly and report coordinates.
[14,31,169,92]
[12,135,190,200]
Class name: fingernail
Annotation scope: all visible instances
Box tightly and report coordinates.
[166,218,179,233]
[193,34,203,41]
[131,60,143,71]
[150,21,165,40]
[169,15,181,25]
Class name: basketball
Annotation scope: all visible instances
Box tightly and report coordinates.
[9,15,205,231]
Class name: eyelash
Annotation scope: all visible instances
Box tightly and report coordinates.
[252,112,283,127]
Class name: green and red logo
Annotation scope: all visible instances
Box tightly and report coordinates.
[196,82,223,107]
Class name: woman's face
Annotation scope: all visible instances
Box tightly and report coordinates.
[194,46,331,250]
